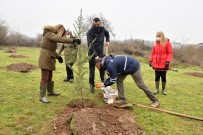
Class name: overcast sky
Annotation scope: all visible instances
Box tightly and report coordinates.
[0,0,202,44]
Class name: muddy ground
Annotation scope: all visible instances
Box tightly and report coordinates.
[7,63,37,73]
[5,48,17,53]
[184,72,203,78]
[53,99,144,135]
[9,54,27,58]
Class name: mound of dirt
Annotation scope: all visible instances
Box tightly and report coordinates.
[67,99,95,108]
[7,63,37,73]
[9,54,27,58]
[53,99,144,135]
[5,49,16,53]
[184,72,203,78]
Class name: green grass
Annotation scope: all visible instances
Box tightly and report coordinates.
[0,46,202,135]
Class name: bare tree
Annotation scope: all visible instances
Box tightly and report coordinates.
[0,19,8,45]
[84,13,115,37]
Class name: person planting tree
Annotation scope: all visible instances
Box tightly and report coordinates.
[95,55,159,108]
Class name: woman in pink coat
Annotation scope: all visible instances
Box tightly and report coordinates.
[149,31,173,95]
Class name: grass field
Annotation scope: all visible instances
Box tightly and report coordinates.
[0,46,202,135]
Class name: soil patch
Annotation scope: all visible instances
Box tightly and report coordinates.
[67,99,96,109]
[53,99,144,135]
[5,48,17,53]
[7,63,37,73]
[9,54,27,58]
[184,72,203,78]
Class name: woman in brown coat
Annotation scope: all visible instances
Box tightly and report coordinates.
[38,24,81,103]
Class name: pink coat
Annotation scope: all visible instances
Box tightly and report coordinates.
[149,40,173,69]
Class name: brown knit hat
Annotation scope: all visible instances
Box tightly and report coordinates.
[53,24,66,37]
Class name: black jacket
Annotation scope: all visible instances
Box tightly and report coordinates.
[87,26,110,57]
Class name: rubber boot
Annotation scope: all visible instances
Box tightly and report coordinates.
[154,81,159,94]
[90,84,95,93]
[47,81,60,96]
[39,84,50,103]
[162,82,167,95]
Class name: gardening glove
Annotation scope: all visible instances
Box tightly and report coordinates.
[165,61,170,68]
[149,61,152,67]
[73,38,81,45]
[57,56,63,63]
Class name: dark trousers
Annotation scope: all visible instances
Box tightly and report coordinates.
[40,69,53,85]
[89,57,105,86]
[155,70,167,82]
[66,63,74,80]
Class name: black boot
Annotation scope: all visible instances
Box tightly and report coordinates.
[162,82,167,95]
[39,84,50,103]
[154,81,159,94]
[90,84,95,93]
[47,81,60,96]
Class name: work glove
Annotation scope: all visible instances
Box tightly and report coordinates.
[149,61,152,67]
[73,38,81,45]
[165,61,170,68]
[57,56,63,63]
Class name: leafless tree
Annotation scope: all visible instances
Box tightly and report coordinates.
[0,19,8,45]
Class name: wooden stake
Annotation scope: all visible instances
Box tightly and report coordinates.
[133,104,203,121]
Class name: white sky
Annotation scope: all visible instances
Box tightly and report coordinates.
[0,0,202,44]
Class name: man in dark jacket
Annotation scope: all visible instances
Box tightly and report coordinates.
[87,17,110,93]
[95,55,159,108]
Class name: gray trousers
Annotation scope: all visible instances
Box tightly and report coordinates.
[116,67,158,102]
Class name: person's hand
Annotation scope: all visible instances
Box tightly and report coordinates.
[57,56,63,63]
[73,38,81,45]
[165,61,170,68]
[149,61,152,67]
[105,42,110,47]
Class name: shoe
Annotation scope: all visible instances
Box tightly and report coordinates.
[154,81,159,94]
[39,84,51,103]
[154,89,159,94]
[39,97,50,103]
[47,81,60,96]
[114,99,127,104]
[69,79,74,83]
[162,82,167,95]
[64,78,70,82]
[150,101,159,108]
[90,85,95,93]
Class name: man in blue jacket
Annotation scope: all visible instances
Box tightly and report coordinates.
[87,17,110,93]
[95,55,159,108]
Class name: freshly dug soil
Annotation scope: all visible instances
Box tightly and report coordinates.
[184,72,203,78]
[7,63,37,73]
[5,49,16,53]
[53,99,144,135]
[9,54,27,58]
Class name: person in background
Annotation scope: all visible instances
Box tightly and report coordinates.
[58,29,77,83]
[87,17,110,93]
[38,24,81,103]
[95,55,159,108]
[149,31,173,95]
